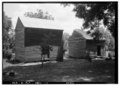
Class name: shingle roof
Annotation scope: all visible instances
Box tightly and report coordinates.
[19,16,63,30]
[74,29,93,39]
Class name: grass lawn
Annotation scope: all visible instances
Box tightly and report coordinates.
[3,59,116,83]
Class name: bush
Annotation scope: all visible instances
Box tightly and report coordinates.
[3,49,12,60]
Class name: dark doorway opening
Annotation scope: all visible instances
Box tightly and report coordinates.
[97,45,101,56]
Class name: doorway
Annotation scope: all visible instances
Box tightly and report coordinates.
[97,45,101,56]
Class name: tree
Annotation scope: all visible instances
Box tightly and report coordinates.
[3,12,12,47]
[3,12,12,43]
[62,2,116,50]
[73,2,117,37]
[63,32,70,50]
[3,12,14,58]
[91,26,115,50]
[62,2,117,37]
[102,29,115,50]
[63,32,70,41]
[24,9,54,20]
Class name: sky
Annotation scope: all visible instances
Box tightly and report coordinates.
[4,3,84,35]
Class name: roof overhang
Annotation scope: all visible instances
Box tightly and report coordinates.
[19,16,63,30]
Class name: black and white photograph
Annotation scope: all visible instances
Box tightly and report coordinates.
[2,2,118,84]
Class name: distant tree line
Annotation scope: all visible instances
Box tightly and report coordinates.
[24,9,54,20]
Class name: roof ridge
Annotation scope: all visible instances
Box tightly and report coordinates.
[74,29,93,39]
[18,16,63,30]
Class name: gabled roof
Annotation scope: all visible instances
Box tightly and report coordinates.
[73,29,93,40]
[19,16,63,30]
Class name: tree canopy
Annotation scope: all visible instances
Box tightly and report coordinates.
[62,2,116,50]
[3,12,12,45]
[24,9,54,20]
[73,2,117,37]
[3,12,15,58]
[91,27,115,50]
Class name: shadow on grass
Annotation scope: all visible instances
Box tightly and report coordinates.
[3,59,115,83]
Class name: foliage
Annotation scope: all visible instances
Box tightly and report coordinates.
[3,12,12,44]
[73,2,117,37]
[63,32,70,41]
[91,27,104,40]
[24,9,54,20]
[103,30,115,50]
[3,12,15,59]
[63,32,70,50]
[91,27,115,50]
[62,2,116,50]
[3,12,12,48]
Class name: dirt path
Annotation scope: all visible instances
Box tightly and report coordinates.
[3,59,57,69]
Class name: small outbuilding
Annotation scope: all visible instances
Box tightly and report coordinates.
[68,29,105,59]
[15,17,63,62]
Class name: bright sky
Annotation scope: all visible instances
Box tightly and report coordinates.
[4,3,84,35]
